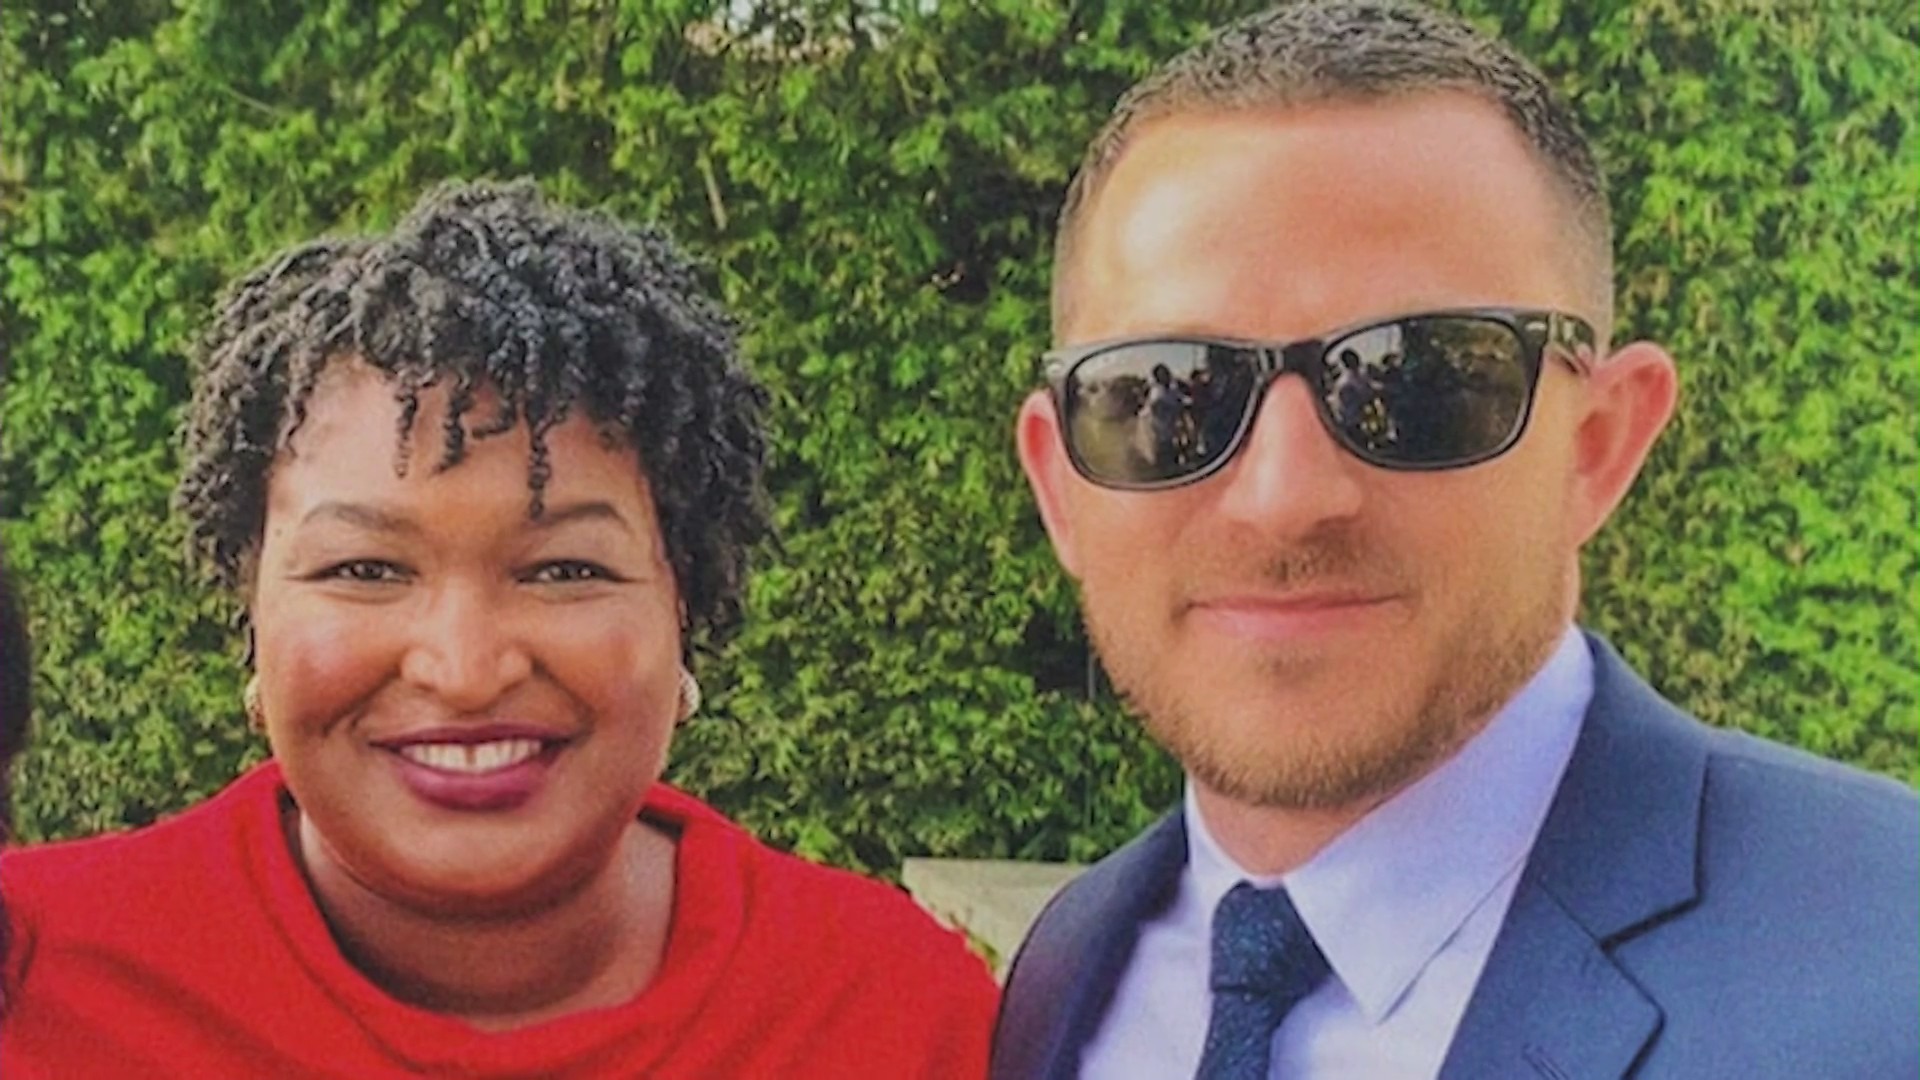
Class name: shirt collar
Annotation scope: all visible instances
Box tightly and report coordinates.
[1185,626,1592,1024]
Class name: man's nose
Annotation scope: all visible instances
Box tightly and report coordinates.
[1210,375,1366,534]
[399,584,534,711]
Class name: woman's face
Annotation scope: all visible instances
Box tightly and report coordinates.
[249,361,683,916]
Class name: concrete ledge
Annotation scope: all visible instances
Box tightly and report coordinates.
[902,858,1084,975]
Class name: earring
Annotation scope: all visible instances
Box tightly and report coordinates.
[243,675,266,735]
[676,668,702,724]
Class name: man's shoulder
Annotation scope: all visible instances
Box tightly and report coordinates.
[1701,721,1915,828]
[1599,717,1919,1074]
[1587,641,1916,871]
[1022,811,1185,948]
[991,813,1185,1080]
[1578,636,1914,900]
[1565,644,1917,1063]
[999,813,1185,997]
[1581,634,1913,839]
[1692,722,1917,897]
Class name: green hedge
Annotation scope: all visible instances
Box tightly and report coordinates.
[2,0,1914,872]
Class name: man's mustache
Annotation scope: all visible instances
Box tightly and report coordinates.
[1175,530,1411,602]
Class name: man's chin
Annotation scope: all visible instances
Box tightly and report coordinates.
[1139,688,1466,813]
[1185,740,1441,812]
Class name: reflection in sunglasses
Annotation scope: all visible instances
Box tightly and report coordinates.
[1048,309,1593,488]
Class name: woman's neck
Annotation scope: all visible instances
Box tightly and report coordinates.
[290,808,678,1031]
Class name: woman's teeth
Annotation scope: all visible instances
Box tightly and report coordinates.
[398,739,544,774]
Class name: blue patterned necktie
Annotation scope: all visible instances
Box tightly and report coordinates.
[1195,882,1332,1080]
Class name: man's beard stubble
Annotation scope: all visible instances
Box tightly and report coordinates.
[1085,532,1572,814]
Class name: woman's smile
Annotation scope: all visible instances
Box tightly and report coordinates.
[373,729,575,812]
[395,737,549,775]
[0,180,998,1073]
[249,361,686,911]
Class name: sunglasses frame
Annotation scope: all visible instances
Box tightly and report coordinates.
[1042,307,1599,490]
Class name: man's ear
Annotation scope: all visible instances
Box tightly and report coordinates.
[1568,340,1678,546]
[1015,390,1085,580]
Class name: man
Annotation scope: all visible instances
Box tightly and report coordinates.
[994,3,1918,1078]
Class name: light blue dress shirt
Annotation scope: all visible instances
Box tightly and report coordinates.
[1079,626,1593,1080]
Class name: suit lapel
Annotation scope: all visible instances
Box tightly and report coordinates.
[991,811,1188,1080]
[1440,635,1707,1080]
[1437,884,1663,1080]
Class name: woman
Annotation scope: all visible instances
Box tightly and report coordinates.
[1,553,31,1007]
[0,181,997,1077]
[0,558,26,836]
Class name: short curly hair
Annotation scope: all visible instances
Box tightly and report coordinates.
[176,179,771,647]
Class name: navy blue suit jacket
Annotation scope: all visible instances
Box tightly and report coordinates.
[990,637,1920,1079]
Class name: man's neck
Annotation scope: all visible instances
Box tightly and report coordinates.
[292,809,677,1031]
[1189,626,1589,878]
[1189,782,1389,878]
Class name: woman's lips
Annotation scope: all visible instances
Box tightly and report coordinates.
[377,729,569,812]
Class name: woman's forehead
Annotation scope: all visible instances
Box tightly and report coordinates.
[276,364,653,520]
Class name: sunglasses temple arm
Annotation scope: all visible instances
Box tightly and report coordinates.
[1546,312,1600,375]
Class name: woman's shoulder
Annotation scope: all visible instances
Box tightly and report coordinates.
[642,784,998,1073]
[3,763,281,913]
[647,783,997,983]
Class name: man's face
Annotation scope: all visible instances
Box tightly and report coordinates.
[1021,95,1655,814]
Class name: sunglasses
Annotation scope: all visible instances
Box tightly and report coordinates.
[1043,307,1599,490]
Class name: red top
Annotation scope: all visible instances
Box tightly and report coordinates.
[0,764,997,1078]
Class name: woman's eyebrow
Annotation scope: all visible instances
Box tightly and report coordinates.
[528,500,635,536]
[298,501,418,535]
[293,500,635,537]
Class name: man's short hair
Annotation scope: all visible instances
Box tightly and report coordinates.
[1052,0,1614,333]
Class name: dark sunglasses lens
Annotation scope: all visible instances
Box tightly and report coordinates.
[1064,342,1259,485]
[1317,317,1531,465]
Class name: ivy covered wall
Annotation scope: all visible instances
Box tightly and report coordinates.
[2,0,1913,871]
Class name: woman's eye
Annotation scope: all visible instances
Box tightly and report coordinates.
[526,561,618,585]
[319,560,405,584]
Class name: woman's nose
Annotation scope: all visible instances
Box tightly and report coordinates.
[398,584,534,711]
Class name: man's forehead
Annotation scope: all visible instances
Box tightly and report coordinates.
[1092,94,1548,228]
[1067,96,1581,342]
